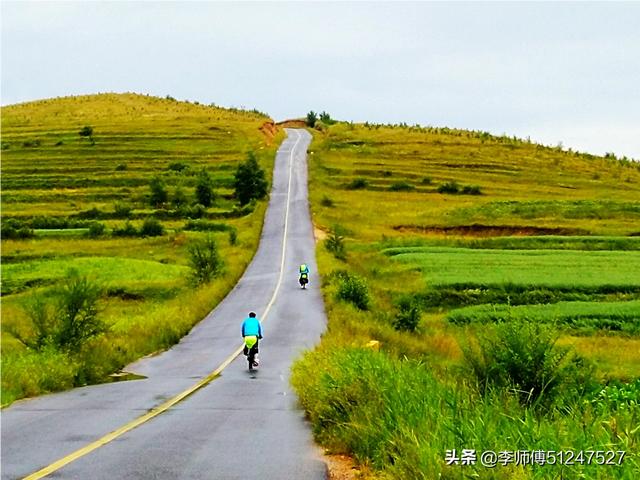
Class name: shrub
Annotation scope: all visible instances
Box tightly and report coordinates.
[320,195,334,207]
[462,185,482,195]
[325,226,347,260]
[113,202,133,218]
[393,296,421,332]
[337,273,370,310]
[183,220,232,232]
[112,222,138,237]
[149,176,168,208]
[77,207,103,219]
[319,111,336,125]
[2,219,35,239]
[168,161,189,172]
[421,176,432,185]
[462,319,594,407]
[78,126,94,145]
[229,229,238,246]
[306,111,318,127]
[86,222,106,238]
[12,276,106,353]
[54,275,104,351]
[115,163,127,171]
[233,151,268,206]
[195,168,216,207]
[140,218,164,237]
[347,178,369,190]
[437,181,460,194]
[389,181,415,192]
[172,185,188,208]
[188,236,224,284]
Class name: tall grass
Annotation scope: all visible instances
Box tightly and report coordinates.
[292,347,638,479]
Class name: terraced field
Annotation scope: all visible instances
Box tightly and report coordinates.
[1,94,281,404]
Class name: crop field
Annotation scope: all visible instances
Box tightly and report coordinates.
[294,122,640,478]
[1,94,281,405]
[387,246,640,289]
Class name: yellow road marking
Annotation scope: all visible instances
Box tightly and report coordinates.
[23,130,304,480]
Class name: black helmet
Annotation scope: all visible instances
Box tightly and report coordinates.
[249,312,256,318]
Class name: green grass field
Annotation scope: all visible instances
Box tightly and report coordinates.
[293,122,640,478]
[388,247,640,288]
[1,94,281,405]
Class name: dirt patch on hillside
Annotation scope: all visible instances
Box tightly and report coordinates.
[325,454,373,479]
[393,224,590,237]
[314,225,328,242]
[259,121,279,143]
[277,118,307,128]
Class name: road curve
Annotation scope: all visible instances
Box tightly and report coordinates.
[1,129,327,479]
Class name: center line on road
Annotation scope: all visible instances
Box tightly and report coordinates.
[23,130,305,480]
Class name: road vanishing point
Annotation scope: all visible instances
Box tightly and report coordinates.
[1,129,329,479]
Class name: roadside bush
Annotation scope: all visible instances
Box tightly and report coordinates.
[13,276,105,353]
[393,296,421,332]
[324,226,347,260]
[188,236,224,284]
[140,218,164,237]
[320,195,334,207]
[437,181,460,194]
[55,275,105,351]
[462,319,594,407]
[86,222,106,238]
[337,273,370,310]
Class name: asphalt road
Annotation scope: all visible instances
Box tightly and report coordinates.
[1,129,328,479]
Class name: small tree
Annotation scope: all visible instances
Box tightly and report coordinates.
[306,111,318,127]
[393,296,421,332]
[195,168,215,207]
[336,273,370,310]
[233,152,268,206]
[189,236,224,284]
[325,225,347,260]
[149,176,168,208]
[55,275,104,351]
[319,111,336,125]
[172,185,188,208]
[79,126,94,145]
[140,218,164,237]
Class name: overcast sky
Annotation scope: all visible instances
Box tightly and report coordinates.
[2,1,639,158]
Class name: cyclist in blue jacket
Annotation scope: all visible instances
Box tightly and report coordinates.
[242,312,263,362]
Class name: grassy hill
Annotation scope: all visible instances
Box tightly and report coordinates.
[1,93,281,405]
[293,122,640,479]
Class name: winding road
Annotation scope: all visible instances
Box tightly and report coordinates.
[1,129,328,479]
